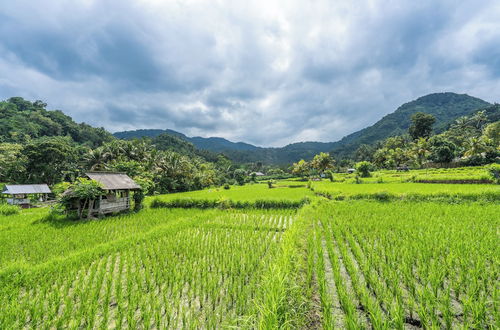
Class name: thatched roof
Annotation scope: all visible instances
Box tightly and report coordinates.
[2,184,51,195]
[85,172,141,190]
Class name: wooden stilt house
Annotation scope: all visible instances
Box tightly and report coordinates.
[85,172,141,216]
[63,172,141,218]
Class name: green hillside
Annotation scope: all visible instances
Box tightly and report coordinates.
[0,97,113,147]
[329,92,491,158]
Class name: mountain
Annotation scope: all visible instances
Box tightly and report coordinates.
[113,92,495,163]
[328,92,491,158]
[114,129,259,152]
[114,129,186,140]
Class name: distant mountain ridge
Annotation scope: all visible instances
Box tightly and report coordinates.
[114,92,495,163]
[114,129,260,152]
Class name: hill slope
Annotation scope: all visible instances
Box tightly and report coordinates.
[329,92,491,157]
[0,97,114,147]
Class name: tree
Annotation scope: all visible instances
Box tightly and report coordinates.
[0,143,26,182]
[59,178,103,219]
[428,135,457,164]
[233,169,246,185]
[355,161,373,177]
[22,136,79,184]
[84,147,110,171]
[409,112,436,140]
[411,138,431,168]
[354,144,375,162]
[291,159,310,179]
[311,152,334,174]
[464,137,488,158]
[483,121,500,146]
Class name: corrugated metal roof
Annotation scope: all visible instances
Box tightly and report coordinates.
[86,172,141,190]
[2,184,52,194]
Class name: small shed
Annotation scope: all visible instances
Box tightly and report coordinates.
[347,168,356,174]
[1,184,52,208]
[85,172,141,216]
[254,172,265,176]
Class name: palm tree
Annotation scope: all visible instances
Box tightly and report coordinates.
[464,137,487,158]
[84,147,110,171]
[412,138,430,168]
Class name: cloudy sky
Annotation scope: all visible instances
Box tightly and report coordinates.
[1,0,500,146]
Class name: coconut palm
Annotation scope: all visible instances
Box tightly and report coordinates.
[84,147,110,171]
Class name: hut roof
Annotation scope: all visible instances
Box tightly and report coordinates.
[85,172,141,190]
[2,184,51,195]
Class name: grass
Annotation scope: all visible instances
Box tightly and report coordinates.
[302,200,499,328]
[311,181,500,202]
[0,208,299,328]
[146,181,315,208]
[332,165,495,183]
[0,203,19,216]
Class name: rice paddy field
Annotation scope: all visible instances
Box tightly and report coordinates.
[330,166,493,184]
[0,167,499,328]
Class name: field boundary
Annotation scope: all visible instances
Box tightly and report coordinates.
[150,197,310,209]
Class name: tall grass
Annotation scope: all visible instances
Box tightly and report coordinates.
[0,204,19,216]
[150,197,310,209]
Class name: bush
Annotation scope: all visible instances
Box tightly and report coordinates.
[0,203,20,216]
[325,171,335,182]
[355,161,373,177]
[150,197,310,209]
[223,184,231,190]
[133,190,145,211]
[487,164,500,183]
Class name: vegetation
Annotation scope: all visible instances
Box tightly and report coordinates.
[330,92,493,159]
[304,200,499,328]
[0,97,113,147]
[0,203,19,216]
[0,208,300,328]
[355,161,373,177]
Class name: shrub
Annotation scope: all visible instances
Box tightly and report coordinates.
[133,190,145,211]
[355,161,373,177]
[487,164,500,183]
[326,170,335,182]
[223,184,231,190]
[233,169,246,186]
[150,197,310,209]
[372,191,392,202]
[0,203,20,216]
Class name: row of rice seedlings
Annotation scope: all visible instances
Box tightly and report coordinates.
[0,212,291,328]
[320,221,364,328]
[314,200,499,329]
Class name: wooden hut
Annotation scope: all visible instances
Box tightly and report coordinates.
[84,172,141,216]
[1,184,52,208]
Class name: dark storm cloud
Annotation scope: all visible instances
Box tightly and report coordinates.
[0,0,499,146]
